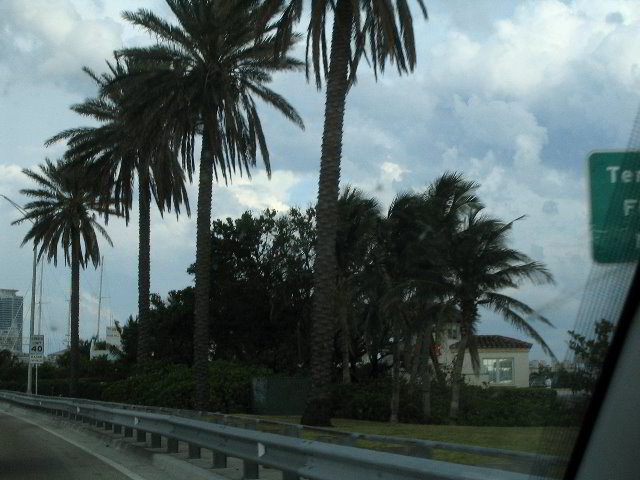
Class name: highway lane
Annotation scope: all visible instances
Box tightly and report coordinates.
[0,411,137,480]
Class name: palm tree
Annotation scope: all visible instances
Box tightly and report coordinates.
[374,173,480,422]
[447,209,556,424]
[13,159,115,396]
[113,0,304,409]
[266,0,428,426]
[403,173,480,421]
[335,187,381,384]
[46,58,191,367]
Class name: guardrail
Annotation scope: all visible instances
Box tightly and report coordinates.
[0,391,557,480]
[11,392,566,469]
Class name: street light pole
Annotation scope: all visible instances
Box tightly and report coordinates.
[27,247,36,394]
[1,194,37,395]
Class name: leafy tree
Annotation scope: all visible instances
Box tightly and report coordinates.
[0,350,25,383]
[567,318,614,393]
[46,58,191,367]
[115,0,305,409]
[121,207,315,374]
[447,209,555,423]
[13,159,115,396]
[201,207,315,372]
[270,0,429,427]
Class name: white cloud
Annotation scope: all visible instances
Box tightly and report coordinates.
[453,95,548,169]
[0,0,123,93]
[225,170,303,213]
[381,162,409,183]
[428,0,640,104]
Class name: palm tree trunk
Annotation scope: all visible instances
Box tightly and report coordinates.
[430,347,444,383]
[338,293,351,384]
[409,333,422,384]
[449,306,473,424]
[69,232,80,397]
[420,326,434,421]
[301,0,353,427]
[448,333,467,424]
[389,338,402,423]
[193,129,214,410]
[137,160,151,367]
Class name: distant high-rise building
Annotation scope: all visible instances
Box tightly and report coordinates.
[0,289,24,353]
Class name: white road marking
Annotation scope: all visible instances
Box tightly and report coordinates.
[2,410,148,480]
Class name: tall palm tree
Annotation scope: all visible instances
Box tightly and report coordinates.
[13,159,115,396]
[335,187,381,384]
[46,58,191,367]
[264,0,428,425]
[447,209,556,423]
[113,0,304,409]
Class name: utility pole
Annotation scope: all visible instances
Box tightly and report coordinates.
[27,248,36,394]
[96,256,104,341]
[36,260,44,395]
[37,260,44,334]
[1,194,37,395]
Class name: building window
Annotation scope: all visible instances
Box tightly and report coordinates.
[482,358,514,384]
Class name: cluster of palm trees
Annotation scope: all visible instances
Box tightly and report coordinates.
[336,175,556,423]
[13,0,430,424]
[12,0,554,427]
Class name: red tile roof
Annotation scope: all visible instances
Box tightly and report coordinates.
[451,335,532,350]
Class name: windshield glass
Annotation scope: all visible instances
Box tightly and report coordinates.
[1,1,639,479]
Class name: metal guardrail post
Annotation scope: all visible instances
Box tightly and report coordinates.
[412,445,433,459]
[124,427,133,437]
[188,443,201,459]
[212,450,227,468]
[243,459,259,479]
[242,421,260,479]
[137,430,146,443]
[167,438,179,453]
[281,425,301,480]
[151,433,161,448]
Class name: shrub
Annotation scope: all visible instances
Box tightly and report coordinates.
[101,360,270,412]
[209,360,271,413]
[330,380,582,426]
[102,363,194,408]
[331,379,427,423]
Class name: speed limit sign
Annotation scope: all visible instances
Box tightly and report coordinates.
[30,335,44,364]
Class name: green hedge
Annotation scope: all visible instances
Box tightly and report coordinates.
[101,360,270,412]
[0,378,108,399]
[331,380,582,426]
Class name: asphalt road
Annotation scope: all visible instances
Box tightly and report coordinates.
[0,411,135,480]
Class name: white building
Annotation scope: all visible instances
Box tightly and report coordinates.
[437,323,533,388]
[0,289,24,354]
[89,325,122,361]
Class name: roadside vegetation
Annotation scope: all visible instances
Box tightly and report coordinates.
[2,0,603,446]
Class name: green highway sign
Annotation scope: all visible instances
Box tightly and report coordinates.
[589,151,640,263]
